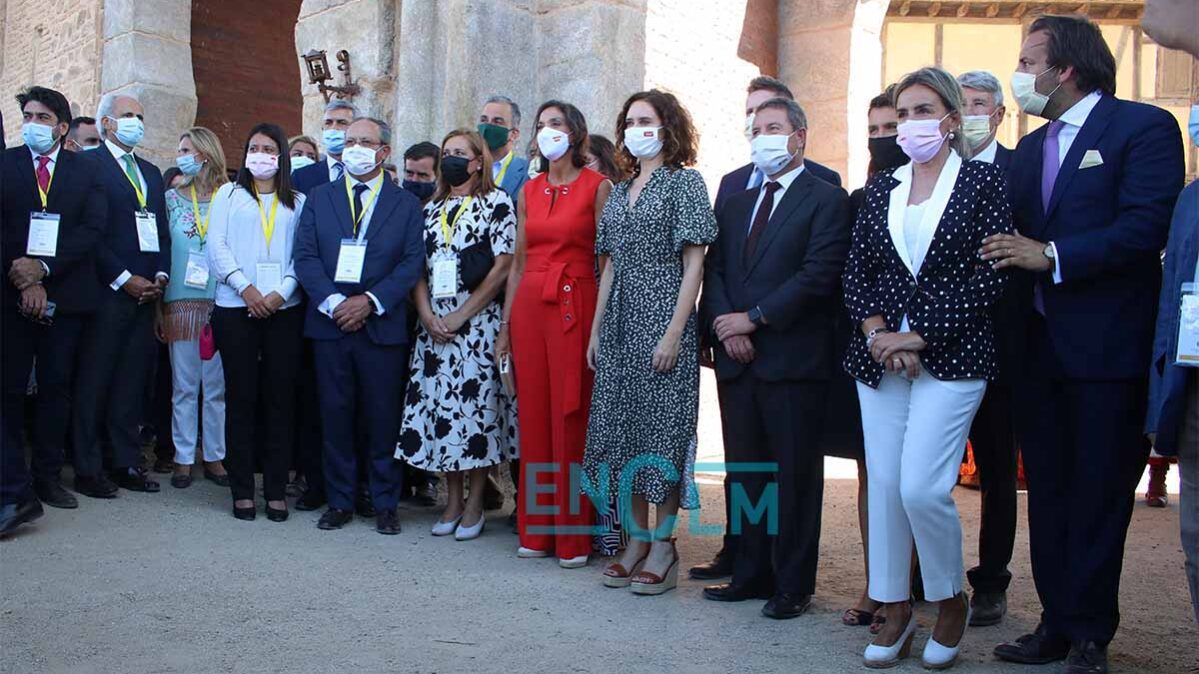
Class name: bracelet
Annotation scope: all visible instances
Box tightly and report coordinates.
[865,327,889,351]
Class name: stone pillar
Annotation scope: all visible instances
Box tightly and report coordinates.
[101,0,197,169]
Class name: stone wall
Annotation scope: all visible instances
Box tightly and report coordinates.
[0,0,104,148]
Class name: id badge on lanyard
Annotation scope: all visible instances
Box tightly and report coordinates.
[136,211,160,252]
[432,255,458,299]
[255,261,283,297]
[183,251,210,289]
[1177,283,1199,367]
[27,212,60,257]
[335,239,367,284]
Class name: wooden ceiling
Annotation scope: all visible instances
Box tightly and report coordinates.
[887,1,1145,23]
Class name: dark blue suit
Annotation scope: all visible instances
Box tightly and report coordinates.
[294,176,424,513]
[714,160,841,219]
[1010,94,1184,644]
[292,159,334,197]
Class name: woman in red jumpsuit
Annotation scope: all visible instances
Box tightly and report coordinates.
[497,100,612,568]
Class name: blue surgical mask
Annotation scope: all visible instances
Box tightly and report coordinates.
[323,128,346,155]
[1189,105,1199,147]
[22,122,58,155]
[290,155,316,172]
[175,153,204,176]
[111,117,144,147]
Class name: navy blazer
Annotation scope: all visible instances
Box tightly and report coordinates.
[92,143,170,285]
[701,169,851,382]
[1009,94,1184,380]
[843,157,1012,387]
[993,143,1013,172]
[1147,181,1199,456]
[292,159,332,197]
[294,177,425,346]
[715,160,841,218]
[2,146,108,313]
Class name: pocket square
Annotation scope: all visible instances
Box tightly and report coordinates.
[1079,149,1104,169]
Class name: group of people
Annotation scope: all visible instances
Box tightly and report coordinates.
[2,6,1198,674]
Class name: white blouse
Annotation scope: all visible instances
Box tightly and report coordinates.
[206,182,306,309]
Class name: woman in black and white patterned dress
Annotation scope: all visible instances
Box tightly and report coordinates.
[397,129,518,541]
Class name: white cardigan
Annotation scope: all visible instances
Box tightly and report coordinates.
[206,182,306,309]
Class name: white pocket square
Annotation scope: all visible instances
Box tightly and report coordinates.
[1079,149,1104,169]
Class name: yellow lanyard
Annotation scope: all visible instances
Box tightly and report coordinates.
[254,186,280,253]
[344,176,382,238]
[493,151,515,186]
[120,155,147,209]
[439,196,473,248]
[35,158,55,210]
[189,185,211,246]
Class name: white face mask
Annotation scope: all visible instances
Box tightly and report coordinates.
[1011,67,1061,118]
[536,126,571,162]
[245,152,279,180]
[743,112,755,142]
[342,144,380,177]
[961,114,996,151]
[749,132,797,176]
[623,126,663,159]
[290,155,316,172]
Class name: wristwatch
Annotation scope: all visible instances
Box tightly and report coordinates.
[747,306,765,326]
[1042,243,1056,265]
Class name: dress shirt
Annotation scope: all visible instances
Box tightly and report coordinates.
[326,154,345,183]
[492,150,514,182]
[205,182,304,310]
[748,163,805,233]
[104,138,167,290]
[319,173,386,318]
[1045,90,1102,285]
[28,143,60,276]
[974,138,999,164]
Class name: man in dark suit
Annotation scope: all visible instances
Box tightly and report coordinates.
[70,93,171,498]
[692,74,843,582]
[1,87,107,535]
[292,99,357,197]
[698,98,850,618]
[294,117,424,535]
[983,16,1184,673]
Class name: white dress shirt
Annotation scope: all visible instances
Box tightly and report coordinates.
[974,138,999,165]
[1046,90,1103,284]
[748,163,806,233]
[319,173,386,318]
[205,182,305,310]
[326,154,345,184]
[105,138,167,290]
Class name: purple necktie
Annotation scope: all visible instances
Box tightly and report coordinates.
[1041,120,1064,214]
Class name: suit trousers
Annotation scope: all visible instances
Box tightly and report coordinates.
[313,331,407,513]
[1,304,35,504]
[168,339,226,465]
[295,337,325,496]
[858,373,986,603]
[153,342,175,463]
[29,312,90,482]
[72,293,156,477]
[212,306,303,502]
[719,374,827,595]
[1180,374,1199,624]
[1017,318,1149,644]
[965,381,1018,593]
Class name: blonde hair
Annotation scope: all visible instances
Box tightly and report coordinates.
[432,129,496,203]
[178,126,228,196]
[288,134,319,158]
[894,67,970,158]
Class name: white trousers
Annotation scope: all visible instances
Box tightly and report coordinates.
[169,339,226,465]
[857,373,986,603]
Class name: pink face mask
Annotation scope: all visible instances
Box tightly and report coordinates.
[245,152,279,180]
[896,114,950,164]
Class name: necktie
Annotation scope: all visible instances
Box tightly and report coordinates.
[121,154,140,191]
[352,183,369,231]
[744,181,782,264]
[1041,120,1064,214]
[35,156,51,194]
[333,161,345,183]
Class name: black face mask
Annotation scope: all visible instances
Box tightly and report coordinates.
[402,179,436,202]
[440,155,473,187]
[868,135,908,173]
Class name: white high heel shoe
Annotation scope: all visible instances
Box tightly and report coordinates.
[454,515,485,541]
[430,515,462,536]
[863,612,918,669]
[558,555,589,569]
[517,547,549,558]
[922,604,972,670]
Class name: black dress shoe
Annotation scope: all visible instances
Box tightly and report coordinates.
[702,583,773,602]
[689,551,735,580]
[34,480,78,509]
[0,495,45,538]
[266,504,289,522]
[203,470,230,487]
[1063,641,1108,674]
[376,509,401,535]
[74,474,119,499]
[295,490,327,511]
[171,474,193,489]
[993,623,1070,664]
[355,491,376,518]
[969,590,1007,626]
[762,592,812,619]
[318,508,353,530]
[233,504,257,521]
[113,467,160,493]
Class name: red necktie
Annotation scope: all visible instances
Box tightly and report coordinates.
[36,156,51,194]
[744,181,782,265]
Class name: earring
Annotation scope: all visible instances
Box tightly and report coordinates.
[948,131,957,140]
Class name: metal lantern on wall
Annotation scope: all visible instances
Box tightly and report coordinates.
[303,49,361,102]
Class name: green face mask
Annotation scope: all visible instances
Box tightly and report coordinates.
[477,123,511,152]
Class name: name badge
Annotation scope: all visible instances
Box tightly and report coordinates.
[136,211,160,252]
[335,239,367,284]
[27,212,60,257]
[183,251,210,290]
[255,261,283,297]
[432,258,458,299]
[1177,283,1199,368]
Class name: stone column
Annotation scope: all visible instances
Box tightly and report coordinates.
[101,0,197,168]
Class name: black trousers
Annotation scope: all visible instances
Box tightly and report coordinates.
[72,293,155,477]
[718,373,827,596]
[212,305,303,502]
[1017,318,1148,645]
[26,312,92,483]
[2,300,35,504]
[295,337,325,496]
[152,341,175,463]
[965,381,1018,594]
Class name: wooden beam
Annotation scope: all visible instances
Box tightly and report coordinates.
[986,3,1000,18]
[1013,3,1029,20]
[899,0,912,17]
[927,1,942,18]
[957,3,970,18]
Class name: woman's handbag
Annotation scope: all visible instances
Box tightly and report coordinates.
[199,323,217,361]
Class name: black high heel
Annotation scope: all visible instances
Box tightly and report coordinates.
[266,504,289,522]
[233,504,256,521]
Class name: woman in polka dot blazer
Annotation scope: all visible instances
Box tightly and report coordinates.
[842,67,1012,670]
